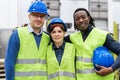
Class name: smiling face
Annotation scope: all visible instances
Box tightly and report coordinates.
[50,25,65,44]
[28,12,46,30]
[74,10,90,31]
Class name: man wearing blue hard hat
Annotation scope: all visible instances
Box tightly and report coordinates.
[5,1,50,80]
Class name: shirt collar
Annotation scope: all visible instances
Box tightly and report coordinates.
[52,41,65,50]
[81,25,93,34]
[27,24,43,35]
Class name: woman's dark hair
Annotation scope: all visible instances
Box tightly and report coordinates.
[49,25,65,33]
[73,8,95,30]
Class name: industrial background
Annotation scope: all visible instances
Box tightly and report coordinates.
[0,0,120,80]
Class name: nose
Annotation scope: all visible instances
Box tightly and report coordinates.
[55,32,59,35]
[79,18,84,22]
[55,32,60,37]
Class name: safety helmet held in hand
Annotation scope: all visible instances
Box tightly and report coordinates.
[93,47,114,71]
[28,1,48,15]
[47,18,67,32]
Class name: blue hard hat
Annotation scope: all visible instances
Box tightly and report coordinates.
[93,47,114,71]
[28,1,48,15]
[47,18,67,32]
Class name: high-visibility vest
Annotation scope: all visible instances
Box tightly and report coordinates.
[70,28,114,80]
[47,43,76,80]
[15,27,50,80]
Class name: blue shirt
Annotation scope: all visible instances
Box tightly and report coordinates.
[52,41,65,65]
[5,25,43,80]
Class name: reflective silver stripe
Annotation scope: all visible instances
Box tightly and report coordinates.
[76,68,94,74]
[38,59,46,64]
[76,56,92,62]
[48,72,59,79]
[16,59,46,64]
[48,71,75,79]
[15,71,47,76]
[38,71,47,76]
[15,71,36,76]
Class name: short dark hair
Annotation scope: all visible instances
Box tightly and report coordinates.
[73,8,95,30]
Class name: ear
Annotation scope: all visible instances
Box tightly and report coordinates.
[88,16,91,22]
[64,32,66,35]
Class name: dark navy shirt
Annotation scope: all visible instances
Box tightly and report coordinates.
[52,41,65,65]
[5,26,43,80]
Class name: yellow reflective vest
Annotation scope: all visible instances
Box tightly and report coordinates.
[70,28,114,80]
[15,27,50,80]
[47,42,76,80]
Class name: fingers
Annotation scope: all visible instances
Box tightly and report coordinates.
[95,64,107,76]
[95,69,106,76]
[95,64,103,69]
[95,64,103,71]
[95,65,113,76]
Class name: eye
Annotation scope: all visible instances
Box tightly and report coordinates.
[75,17,79,21]
[81,16,86,19]
[51,31,56,33]
[58,30,62,33]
